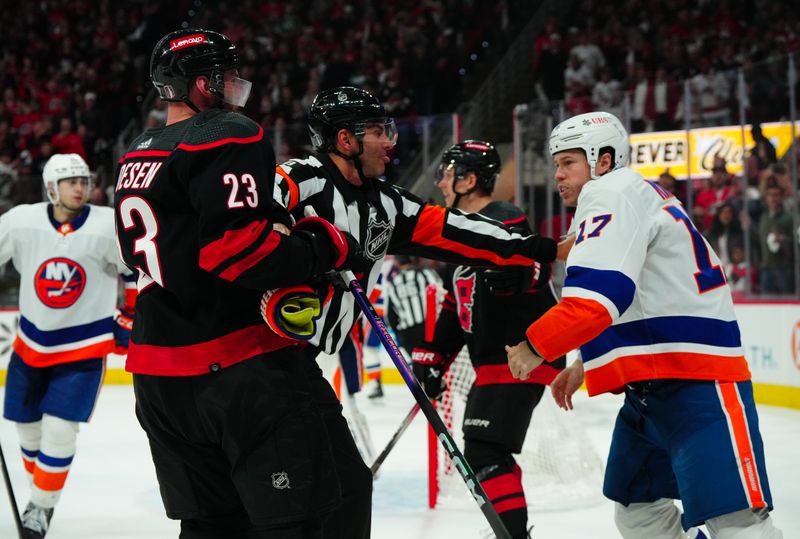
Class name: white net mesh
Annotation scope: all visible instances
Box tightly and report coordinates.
[433,348,606,512]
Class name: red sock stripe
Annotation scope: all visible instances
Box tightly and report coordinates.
[493,495,528,514]
[22,458,35,474]
[481,472,524,502]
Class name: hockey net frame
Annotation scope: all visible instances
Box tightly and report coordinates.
[425,285,605,512]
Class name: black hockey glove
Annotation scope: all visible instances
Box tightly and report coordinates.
[292,216,371,276]
[411,346,454,401]
[482,262,548,296]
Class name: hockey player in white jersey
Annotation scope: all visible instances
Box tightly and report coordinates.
[506,112,783,539]
[0,154,135,538]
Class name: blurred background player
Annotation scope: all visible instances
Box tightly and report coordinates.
[0,153,135,538]
[384,255,442,357]
[361,258,394,400]
[508,112,783,539]
[412,140,565,538]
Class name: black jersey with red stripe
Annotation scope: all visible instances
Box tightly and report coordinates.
[114,109,322,376]
[273,154,558,355]
[428,201,565,385]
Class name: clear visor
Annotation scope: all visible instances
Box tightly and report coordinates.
[224,76,253,108]
[356,118,398,147]
[434,162,457,183]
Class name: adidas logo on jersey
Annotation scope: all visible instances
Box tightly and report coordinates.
[136,137,152,150]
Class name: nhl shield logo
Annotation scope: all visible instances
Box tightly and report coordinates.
[364,217,392,261]
[34,258,86,309]
[271,472,290,490]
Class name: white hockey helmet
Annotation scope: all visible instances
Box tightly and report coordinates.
[549,112,629,180]
[42,153,91,204]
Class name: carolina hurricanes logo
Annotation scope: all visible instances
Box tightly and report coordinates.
[34,258,86,309]
[454,267,476,333]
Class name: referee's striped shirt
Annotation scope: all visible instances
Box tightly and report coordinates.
[273,153,556,354]
[385,267,440,331]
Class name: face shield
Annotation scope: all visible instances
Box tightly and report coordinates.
[355,118,398,147]
[434,162,460,184]
[223,74,252,108]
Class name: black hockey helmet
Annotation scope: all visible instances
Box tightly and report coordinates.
[150,28,247,110]
[308,86,397,153]
[436,140,501,194]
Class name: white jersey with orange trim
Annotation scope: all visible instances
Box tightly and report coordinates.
[526,167,751,396]
[0,202,132,367]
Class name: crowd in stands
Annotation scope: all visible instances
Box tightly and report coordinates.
[0,1,186,210]
[533,0,800,129]
[186,0,522,164]
[0,0,796,296]
[532,0,800,295]
[0,0,524,209]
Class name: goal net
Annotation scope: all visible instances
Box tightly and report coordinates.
[425,286,605,512]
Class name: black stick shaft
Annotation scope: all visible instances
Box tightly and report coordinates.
[370,404,420,476]
[347,274,511,539]
[0,439,23,538]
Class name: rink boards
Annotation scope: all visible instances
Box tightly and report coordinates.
[0,303,797,409]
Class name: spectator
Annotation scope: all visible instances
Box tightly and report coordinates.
[726,244,755,298]
[591,68,621,114]
[657,170,684,203]
[569,29,605,80]
[50,117,86,160]
[534,32,568,102]
[695,160,735,232]
[747,124,777,177]
[705,203,744,267]
[690,58,730,127]
[646,67,681,131]
[758,184,795,294]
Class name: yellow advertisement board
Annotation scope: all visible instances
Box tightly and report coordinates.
[628,121,799,179]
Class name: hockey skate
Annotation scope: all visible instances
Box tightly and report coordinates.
[367,379,384,399]
[21,501,54,538]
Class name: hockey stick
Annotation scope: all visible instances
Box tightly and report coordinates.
[302,207,510,538]
[346,273,511,538]
[370,403,419,476]
[371,283,437,477]
[0,439,23,538]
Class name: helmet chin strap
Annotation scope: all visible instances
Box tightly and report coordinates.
[450,177,478,209]
[334,139,369,183]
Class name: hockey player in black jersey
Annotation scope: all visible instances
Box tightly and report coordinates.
[115,29,374,539]
[270,87,572,536]
[412,141,567,538]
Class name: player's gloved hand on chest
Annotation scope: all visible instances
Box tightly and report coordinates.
[411,346,450,401]
[113,308,134,353]
[261,285,322,341]
[291,216,371,276]
[482,261,548,295]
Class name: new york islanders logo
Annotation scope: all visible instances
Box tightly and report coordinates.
[34,258,86,309]
[454,267,476,333]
